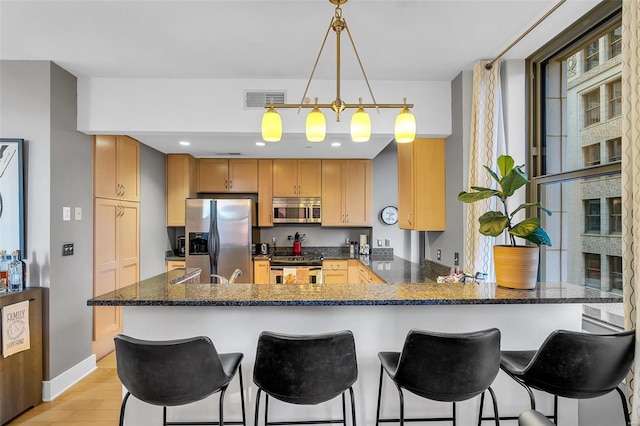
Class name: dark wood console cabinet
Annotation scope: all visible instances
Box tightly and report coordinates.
[0,288,43,425]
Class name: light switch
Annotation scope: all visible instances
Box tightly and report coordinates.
[377,239,383,247]
[63,207,71,221]
[74,207,82,221]
[385,238,391,247]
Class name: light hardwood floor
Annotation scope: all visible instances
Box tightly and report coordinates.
[7,352,122,425]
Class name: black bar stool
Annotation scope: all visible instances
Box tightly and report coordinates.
[517,410,553,426]
[253,330,358,426]
[498,329,635,425]
[375,328,501,426]
[114,334,247,426]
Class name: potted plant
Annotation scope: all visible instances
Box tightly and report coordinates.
[458,155,551,289]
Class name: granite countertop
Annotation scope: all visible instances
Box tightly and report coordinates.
[87,267,622,307]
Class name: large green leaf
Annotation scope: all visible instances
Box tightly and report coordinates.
[522,228,552,246]
[483,165,502,186]
[457,189,500,203]
[509,217,539,238]
[500,165,529,197]
[511,202,553,218]
[478,211,509,237]
[497,155,514,178]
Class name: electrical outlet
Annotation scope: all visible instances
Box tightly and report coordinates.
[63,207,71,221]
[437,249,441,261]
[74,207,82,220]
[454,252,459,266]
[385,238,391,247]
[377,238,383,247]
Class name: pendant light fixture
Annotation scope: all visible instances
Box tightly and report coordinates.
[261,0,415,143]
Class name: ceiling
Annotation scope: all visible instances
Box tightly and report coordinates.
[0,0,599,158]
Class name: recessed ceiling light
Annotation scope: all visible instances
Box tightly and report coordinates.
[256,142,266,147]
[331,142,342,147]
[179,140,191,146]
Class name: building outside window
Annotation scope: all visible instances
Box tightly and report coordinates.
[583,143,601,166]
[585,199,601,233]
[585,253,601,288]
[608,137,622,161]
[608,79,622,118]
[529,2,622,326]
[584,89,601,126]
[609,25,622,58]
[609,255,623,293]
[609,197,622,234]
[585,40,600,71]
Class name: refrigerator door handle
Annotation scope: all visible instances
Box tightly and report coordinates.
[209,200,219,276]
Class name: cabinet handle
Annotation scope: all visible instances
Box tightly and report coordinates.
[116,184,121,196]
[229,180,232,189]
[346,214,349,223]
[121,184,125,195]
[342,214,345,223]
[225,180,228,190]
[408,213,413,226]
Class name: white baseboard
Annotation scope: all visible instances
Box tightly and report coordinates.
[42,354,97,401]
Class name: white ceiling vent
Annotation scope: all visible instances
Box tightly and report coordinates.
[244,90,286,109]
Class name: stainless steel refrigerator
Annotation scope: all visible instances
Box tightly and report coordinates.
[185,198,254,284]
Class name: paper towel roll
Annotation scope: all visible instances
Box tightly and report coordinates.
[359,234,367,246]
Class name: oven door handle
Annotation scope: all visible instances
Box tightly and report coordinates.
[270,266,284,271]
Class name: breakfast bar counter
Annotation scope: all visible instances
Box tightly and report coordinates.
[88,268,624,426]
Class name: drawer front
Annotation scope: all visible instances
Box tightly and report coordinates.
[323,260,348,271]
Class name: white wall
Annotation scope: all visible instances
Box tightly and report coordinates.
[77,78,451,138]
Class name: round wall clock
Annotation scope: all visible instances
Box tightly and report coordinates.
[380,206,398,225]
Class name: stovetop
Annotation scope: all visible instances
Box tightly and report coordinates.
[270,253,324,266]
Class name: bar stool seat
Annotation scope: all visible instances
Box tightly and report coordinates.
[517,410,553,426]
[499,329,635,425]
[253,330,358,426]
[114,334,247,426]
[376,328,501,426]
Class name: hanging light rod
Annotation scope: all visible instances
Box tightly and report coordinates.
[261,0,416,143]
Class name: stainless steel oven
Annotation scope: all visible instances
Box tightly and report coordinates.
[272,198,321,223]
[269,266,323,284]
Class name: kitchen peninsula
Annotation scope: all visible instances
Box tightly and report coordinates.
[88,263,623,426]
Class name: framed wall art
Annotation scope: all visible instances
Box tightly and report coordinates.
[0,139,25,255]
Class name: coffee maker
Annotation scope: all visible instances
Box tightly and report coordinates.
[176,236,186,257]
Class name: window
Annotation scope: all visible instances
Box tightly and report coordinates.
[609,25,622,58]
[585,199,601,233]
[609,197,622,234]
[585,40,600,71]
[609,256,623,293]
[528,2,622,323]
[583,143,601,166]
[609,79,622,118]
[608,138,622,162]
[585,253,601,288]
[584,89,601,126]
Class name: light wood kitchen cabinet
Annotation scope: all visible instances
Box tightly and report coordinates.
[258,160,273,227]
[356,262,384,284]
[348,259,360,283]
[254,259,270,284]
[322,159,372,226]
[166,260,185,271]
[322,260,348,284]
[273,159,321,197]
[93,198,139,358]
[397,138,445,231]
[198,159,258,193]
[166,154,197,226]
[93,135,140,201]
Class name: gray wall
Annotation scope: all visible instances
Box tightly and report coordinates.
[0,60,93,380]
[140,143,170,279]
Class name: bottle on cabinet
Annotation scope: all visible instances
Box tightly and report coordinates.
[0,250,8,292]
[8,250,26,292]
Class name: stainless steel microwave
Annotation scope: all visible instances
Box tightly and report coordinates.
[272,198,321,223]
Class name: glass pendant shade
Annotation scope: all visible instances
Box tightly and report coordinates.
[350,107,371,142]
[306,107,326,142]
[262,107,282,142]
[395,107,416,143]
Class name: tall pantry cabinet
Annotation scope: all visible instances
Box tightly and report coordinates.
[92,135,140,359]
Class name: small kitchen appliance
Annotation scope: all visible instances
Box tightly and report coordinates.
[176,236,186,257]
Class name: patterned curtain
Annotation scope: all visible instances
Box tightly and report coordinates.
[621,1,640,424]
[464,60,506,280]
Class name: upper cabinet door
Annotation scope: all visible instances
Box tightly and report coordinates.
[198,159,229,192]
[166,154,197,226]
[321,160,345,226]
[272,159,298,197]
[397,142,415,229]
[258,159,274,227]
[116,136,140,202]
[228,159,258,192]
[297,160,322,197]
[344,159,372,226]
[94,135,140,201]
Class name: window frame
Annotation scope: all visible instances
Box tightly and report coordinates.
[608,78,622,118]
[609,196,622,234]
[584,199,601,234]
[609,25,622,58]
[583,88,601,127]
[584,252,602,288]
